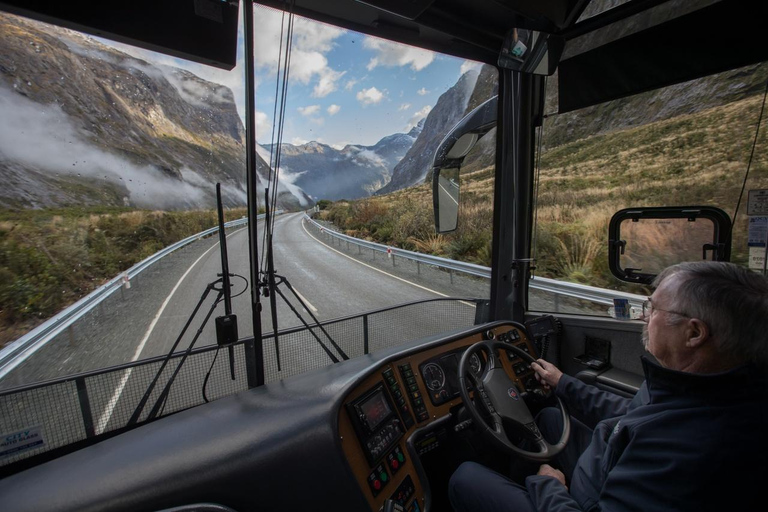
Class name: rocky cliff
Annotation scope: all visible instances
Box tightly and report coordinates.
[0,12,310,211]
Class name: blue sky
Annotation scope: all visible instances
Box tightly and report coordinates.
[103,4,480,149]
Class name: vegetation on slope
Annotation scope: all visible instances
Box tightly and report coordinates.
[0,207,245,345]
[318,94,768,292]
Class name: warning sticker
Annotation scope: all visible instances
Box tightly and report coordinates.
[0,426,46,459]
[748,217,768,247]
[748,189,768,216]
[749,247,767,271]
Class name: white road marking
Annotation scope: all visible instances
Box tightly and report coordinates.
[301,218,475,308]
[96,228,246,434]
[291,286,318,313]
[439,182,460,205]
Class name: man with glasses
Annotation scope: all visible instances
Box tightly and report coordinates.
[449,261,768,511]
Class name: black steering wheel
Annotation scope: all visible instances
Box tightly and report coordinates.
[458,340,570,461]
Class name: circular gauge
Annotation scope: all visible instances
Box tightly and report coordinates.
[422,363,446,391]
[469,353,482,377]
[485,329,496,340]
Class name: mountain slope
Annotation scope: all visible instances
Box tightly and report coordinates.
[0,13,309,211]
[262,123,422,201]
[377,68,488,194]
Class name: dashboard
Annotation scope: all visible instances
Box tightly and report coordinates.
[0,321,538,512]
[338,323,537,511]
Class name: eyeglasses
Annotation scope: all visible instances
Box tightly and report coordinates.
[641,299,689,321]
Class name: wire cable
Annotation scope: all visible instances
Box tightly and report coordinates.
[202,347,222,403]
[731,78,768,229]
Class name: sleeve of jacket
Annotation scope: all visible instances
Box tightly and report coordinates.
[525,476,584,512]
[555,374,633,428]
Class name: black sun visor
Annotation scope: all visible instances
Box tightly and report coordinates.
[558,0,768,113]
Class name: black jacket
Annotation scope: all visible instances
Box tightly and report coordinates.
[524,357,767,511]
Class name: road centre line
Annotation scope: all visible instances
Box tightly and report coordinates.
[301,217,475,308]
[96,227,246,434]
[291,285,318,313]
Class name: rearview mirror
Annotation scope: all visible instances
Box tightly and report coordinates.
[432,96,497,233]
[498,28,564,76]
[608,207,732,284]
[433,168,460,232]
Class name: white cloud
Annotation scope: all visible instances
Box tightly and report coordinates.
[406,105,431,131]
[254,7,346,97]
[327,104,341,115]
[313,67,346,97]
[417,87,429,96]
[344,79,358,91]
[331,141,350,150]
[356,86,385,106]
[363,37,435,71]
[298,105,321,116]
[291,137,310,146]
[398,103,411,111]
[0,85,222,209]
[460,59,483,76]
[255,111,272,139]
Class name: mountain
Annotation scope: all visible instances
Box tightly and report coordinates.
[261,122,422,201]
[377,67,492,194]
[0,12,310,211]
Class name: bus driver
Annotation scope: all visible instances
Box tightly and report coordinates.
[449,261,768,511]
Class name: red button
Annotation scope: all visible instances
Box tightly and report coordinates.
[392,460,399,470]
[374,480,381,490]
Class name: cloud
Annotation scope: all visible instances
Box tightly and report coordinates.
[331,141,349,150]
[298,105,321,116]
[356,87,385,106]
[313,68,346,97]
[363,37,435,71]
[255,110,272,139]
[253,6,346,97]
[291,137,310,145]
[417,87,429,96]
[0,85,228,209]
[398,103,411,111]
[344,79,358,91]
[406,105,431,131]
[460,59,483,76]
[327,104,341,115]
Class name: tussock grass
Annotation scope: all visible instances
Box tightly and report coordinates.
[321,94,768,292]
[0,207,246,345]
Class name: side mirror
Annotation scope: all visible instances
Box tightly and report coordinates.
[432,96,497,233]
[608,206,732,284]
[498,28,564,76]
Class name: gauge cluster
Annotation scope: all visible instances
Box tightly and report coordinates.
[419,350,483,406]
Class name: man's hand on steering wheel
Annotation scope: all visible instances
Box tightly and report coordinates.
[531,359,563,392]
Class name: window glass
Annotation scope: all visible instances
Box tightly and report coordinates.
[531,62,768,316]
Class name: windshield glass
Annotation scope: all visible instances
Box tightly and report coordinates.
[0,5,496,397]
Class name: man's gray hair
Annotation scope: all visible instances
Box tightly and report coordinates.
[653,262,768,367]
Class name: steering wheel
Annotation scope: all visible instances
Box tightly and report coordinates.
[458,340,570,461]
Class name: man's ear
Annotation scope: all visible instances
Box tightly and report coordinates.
[685,318,710,349]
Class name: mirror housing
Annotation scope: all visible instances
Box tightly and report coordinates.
[432,96,497,233]
[498,28,564,76]
[608,206,732,284]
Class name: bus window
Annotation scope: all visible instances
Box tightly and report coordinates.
[531,62,768,316]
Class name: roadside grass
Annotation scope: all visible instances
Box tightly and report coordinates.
[0,207,246,346]
[319,94,768,292]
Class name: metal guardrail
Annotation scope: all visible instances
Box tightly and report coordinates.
[0,215,263,379]
[303,214,645,310]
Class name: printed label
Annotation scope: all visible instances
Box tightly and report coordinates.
[748,189,768,216]
[748,217,768,247]
[0,426,46,459]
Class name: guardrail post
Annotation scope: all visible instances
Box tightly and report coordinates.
[554,293,560,313]
[346,241,349,250]
[68,325,76,347]
[450,269,454,284]
[75,376,96,438]
[358,244,361,255]
[363,315,369,355]
[417,261,421,275]
[392,254,396,267]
